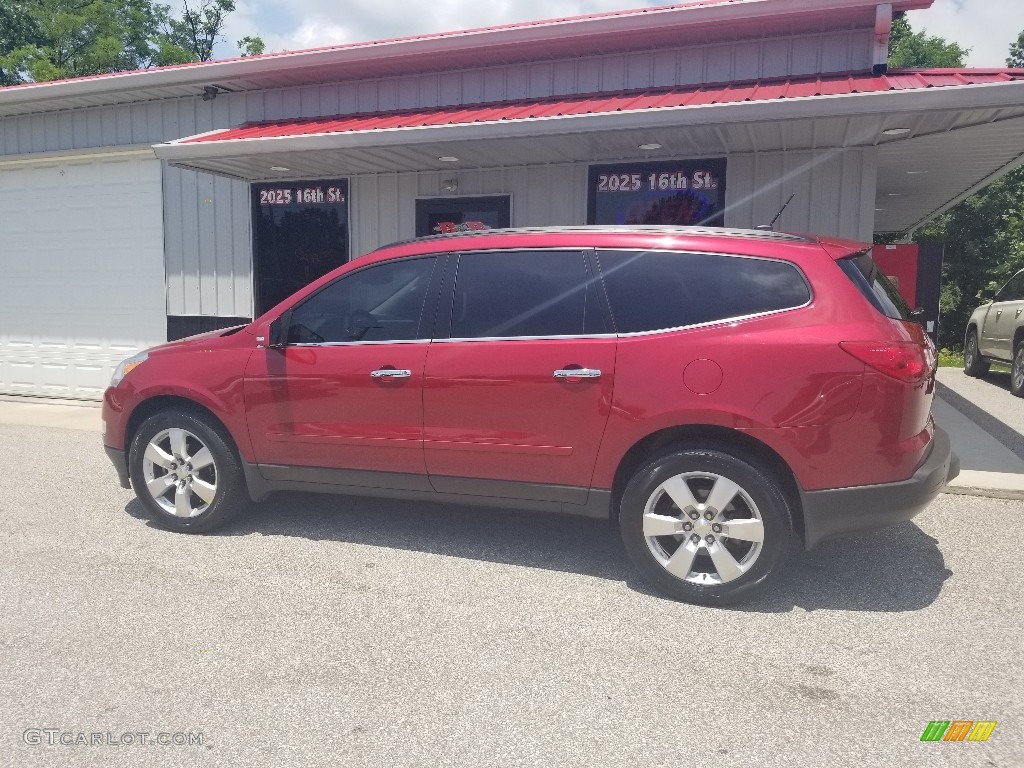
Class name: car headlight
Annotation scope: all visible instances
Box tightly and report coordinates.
[110,352,149,387]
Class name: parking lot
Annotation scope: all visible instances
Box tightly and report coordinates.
[0,418,1021,767]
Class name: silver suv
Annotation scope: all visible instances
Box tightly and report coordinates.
[965,269,1024,395]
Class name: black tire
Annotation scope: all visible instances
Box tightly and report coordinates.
[964,329,989,377]
[128,409,247,533]
[1012,342,1024,398]
[619,446,793,605]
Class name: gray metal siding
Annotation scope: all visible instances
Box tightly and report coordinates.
[344,153,873,257]
[0,29,877,318]
[163,165,252,317]
[0,30,874,158]
[726,147,878,242]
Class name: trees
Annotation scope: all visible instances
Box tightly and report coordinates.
[888,16,969,69]
[885,18,1024,350]
[1009,30,1024,68]
[0,0,265,82]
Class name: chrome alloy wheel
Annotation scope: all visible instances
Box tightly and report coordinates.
[642,471,765,585]
[142,428,218,517]
[1014,346,1024,393]
[965,334,979,370]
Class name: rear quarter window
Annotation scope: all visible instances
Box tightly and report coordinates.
[596,249,811,334]
[837,250,911,321]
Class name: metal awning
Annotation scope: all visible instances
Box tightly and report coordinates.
[154,69,1024,234]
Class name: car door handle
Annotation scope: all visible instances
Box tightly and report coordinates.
[997,309,1003,317]
[1016,308,1023,318]
[370,369,412,379]
[553,368,602,379]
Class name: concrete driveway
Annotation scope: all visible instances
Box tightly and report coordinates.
[0,422,1021,768]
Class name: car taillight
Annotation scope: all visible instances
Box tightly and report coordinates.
[840,341,935,384]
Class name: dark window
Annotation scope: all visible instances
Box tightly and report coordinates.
[286,257,437,344]
[450,251,606,338]
[838,250,911,321]
[596,250,810,333]
[996,272,1024,302]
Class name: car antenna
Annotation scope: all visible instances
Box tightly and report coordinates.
[756,194,796,231]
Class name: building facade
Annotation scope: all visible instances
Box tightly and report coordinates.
[1,0,1023,399]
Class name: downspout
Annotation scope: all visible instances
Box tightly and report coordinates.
[873,3,893,76]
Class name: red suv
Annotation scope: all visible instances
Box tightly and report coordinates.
[102,226,957,604]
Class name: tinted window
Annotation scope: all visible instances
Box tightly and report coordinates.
[450,250,606,338]
[287,257,436,343]
[838,251,910,321]
[597,250,810,333]
[997,272,1024,302]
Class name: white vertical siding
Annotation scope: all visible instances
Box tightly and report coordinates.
[163,166,252,317]
[725,147,877,241]
[0,27,879,319]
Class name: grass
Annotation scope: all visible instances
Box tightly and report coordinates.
[937,348,963,368]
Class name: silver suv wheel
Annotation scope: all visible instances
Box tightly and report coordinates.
[142,427,218,518]
[619,446,792,605]
[642,471,764,585]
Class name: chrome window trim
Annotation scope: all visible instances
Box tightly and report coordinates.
[436,333,618,344]
[612,304,811,339]
[286,338,432,348]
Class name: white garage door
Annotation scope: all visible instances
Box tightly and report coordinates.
[0,152,166,400]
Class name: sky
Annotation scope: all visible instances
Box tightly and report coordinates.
[203,0,1023,67]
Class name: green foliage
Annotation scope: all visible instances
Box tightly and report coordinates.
[161,0,261,63]
[238,35,264,57]
[0,0,265,82]
[0,3,42,84]
[937,348,964,368]
[888,16,968,68]
[918,166,1024,349]
[885,18,1024,350]
[1009,29,1024,68]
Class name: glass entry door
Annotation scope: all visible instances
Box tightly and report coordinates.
[252,179,349,315]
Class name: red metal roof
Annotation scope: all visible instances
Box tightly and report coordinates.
[181,70,1024,144]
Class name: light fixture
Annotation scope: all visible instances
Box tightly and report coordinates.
[270,166,290,172]
[202,85,220,101]
[438,156,459,162]
[886,192,904,197]
[882,127,912,136]
[906,170,928,175]
[440,178,459,193]
[638,142,663,151]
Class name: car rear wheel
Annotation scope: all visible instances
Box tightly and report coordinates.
[964,330,989,378]
[619,446,793,605]
[128,410,247,533]
[1012,343,1024,398]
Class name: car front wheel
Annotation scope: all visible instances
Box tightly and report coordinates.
[619,446,793,605]
[128,410,247,532]
[964,329,989,378]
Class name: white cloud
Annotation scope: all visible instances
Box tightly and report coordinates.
[906,0,1022,67]
[214,0,1023,66]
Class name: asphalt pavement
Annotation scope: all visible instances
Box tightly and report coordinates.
[0,419,1022,767]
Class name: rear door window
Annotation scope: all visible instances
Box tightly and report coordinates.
[596,249,811,334]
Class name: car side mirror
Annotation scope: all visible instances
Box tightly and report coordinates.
[981,288,997,301]
[908,307,926,324]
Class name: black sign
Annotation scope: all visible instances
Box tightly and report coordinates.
[252,179,349,315]
[587,159,727,227]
